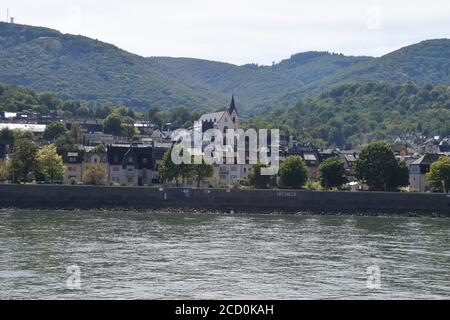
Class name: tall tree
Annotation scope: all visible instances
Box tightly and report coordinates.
[35,144,65,182]
[427,156,450,193]
[318,157,347,189]
[43,121,67,141]
[9,138,38,183]
[0,128,15,147]
[278,156,309,189]
[122,116,138,139]
[70,122,83,144]
[355,141,409,191]
[103,113,122,136]
[54,132,78,156]
[158,145,180,185]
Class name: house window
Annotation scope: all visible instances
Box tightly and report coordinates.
[231,166,237,172]
[112,166,120,172]
[143,158,148,164]
[128,157,133,163]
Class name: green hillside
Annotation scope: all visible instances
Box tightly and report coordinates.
[276,39,450,106]
[244,82,450,148]
[0,22,219,112]
[0,22,449,116]
[146,52,371,114]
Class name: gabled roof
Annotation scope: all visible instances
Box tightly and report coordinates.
[107,144,153,169]
[199,111,226,123]
[411,153,441,165]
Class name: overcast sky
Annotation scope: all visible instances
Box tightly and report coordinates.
[2,0,449,65]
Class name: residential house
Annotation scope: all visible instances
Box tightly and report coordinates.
[339,150,358,179]
[409,153,441,192]
[82,150,108,182]
[63,151,84,184]
[107,143,154,186]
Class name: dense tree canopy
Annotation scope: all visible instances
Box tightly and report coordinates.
[9,138,38,183]
[278,156,309,189]
[83,164,107,185]
[246,82,450,148]
[427,156,450,193]
[1,23,448,114]
[43,121,67,141]
[35,144,65,182]
[355,141,409,191]
[318,157,347,189]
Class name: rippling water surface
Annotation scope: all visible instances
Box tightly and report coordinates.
[0,209,449,299]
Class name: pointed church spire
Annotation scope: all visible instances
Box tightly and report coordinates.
[228,95,237,114]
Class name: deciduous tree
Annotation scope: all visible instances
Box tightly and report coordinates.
[83,164,107,185]
[318,157,347,189]
[35,144,64,182]
[355,141,409,191]
[427,156,450,193]
[278,156,308,189]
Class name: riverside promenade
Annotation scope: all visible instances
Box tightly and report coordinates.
[0,184,448,215]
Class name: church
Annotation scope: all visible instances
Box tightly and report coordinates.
[193,95,239,134]
[193,96,253,187]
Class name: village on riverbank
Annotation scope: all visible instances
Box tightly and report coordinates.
[0,96,449,194]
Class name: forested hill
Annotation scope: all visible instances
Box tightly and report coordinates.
[0,22,219,112]
[244,82,450,148]
[0,22,449,115]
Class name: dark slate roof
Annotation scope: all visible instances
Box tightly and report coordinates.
[199,111,225,123]
[228,95,237,114]
[107,144,153,169]
[412,153,442,166]
[201,120,214,133]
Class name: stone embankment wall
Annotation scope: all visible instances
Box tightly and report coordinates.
[0,184,449,215]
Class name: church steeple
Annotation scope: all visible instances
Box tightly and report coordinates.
[228,95,237,114]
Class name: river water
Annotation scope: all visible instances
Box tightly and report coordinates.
[0,209,449,299]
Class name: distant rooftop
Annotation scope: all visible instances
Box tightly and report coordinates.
[0,123,46,133]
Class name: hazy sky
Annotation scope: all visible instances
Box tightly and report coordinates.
[2,0,449,65]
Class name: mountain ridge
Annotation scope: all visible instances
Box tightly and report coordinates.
[0,22,448,116]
